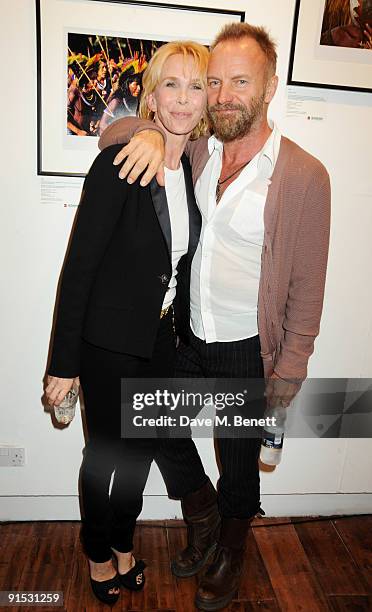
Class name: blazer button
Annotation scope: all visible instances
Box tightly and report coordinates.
[159,273,169,285]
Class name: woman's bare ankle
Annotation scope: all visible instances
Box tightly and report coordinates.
[88,558,117,582]
[111,548,135,574]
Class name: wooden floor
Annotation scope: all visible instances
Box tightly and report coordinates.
[0,516,371,611]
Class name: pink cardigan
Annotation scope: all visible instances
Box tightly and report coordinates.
[99,119,331,382]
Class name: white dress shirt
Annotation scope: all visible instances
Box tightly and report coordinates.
[190,122,281,342]
[162,165,189,309]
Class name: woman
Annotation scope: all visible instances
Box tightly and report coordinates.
[45,40,209,605]
[99,67,142,135]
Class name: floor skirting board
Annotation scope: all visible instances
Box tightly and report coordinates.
[0,493,371,521]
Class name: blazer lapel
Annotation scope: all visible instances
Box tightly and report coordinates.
[181,154,201,263]
[149,177,172,260]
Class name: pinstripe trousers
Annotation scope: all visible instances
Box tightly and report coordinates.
[173,330,265,519]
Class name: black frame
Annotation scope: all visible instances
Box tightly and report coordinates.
[287,0,372,94]
[36,0,245,177]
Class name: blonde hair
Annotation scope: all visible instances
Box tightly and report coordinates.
[211,22,277,78]
[139,40,209,140]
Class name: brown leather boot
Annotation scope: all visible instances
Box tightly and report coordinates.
[171,479,221,578]
[194,517,252,611]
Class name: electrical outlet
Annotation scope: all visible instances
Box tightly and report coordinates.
[0,447,25,467]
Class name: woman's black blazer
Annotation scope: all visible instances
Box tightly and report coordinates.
[48,144,201,378]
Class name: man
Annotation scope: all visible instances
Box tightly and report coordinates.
[99,23,331,611]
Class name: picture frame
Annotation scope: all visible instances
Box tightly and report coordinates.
[287,0,372,93]
[36,0,245,177]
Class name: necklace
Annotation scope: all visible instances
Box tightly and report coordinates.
[216,159,251,203]
[81,91,96,107]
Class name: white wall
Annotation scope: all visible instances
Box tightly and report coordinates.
[1,0,371,520]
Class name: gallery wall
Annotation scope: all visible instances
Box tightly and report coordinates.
[0,0,371,520]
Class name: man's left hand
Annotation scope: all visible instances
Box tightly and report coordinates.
[264,372,301,408]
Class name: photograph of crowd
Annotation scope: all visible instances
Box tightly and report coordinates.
[320,0,372,48]
[67,33,166,137]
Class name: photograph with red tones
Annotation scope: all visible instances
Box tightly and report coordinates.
[67,33,166,137]
[320,0,372,48]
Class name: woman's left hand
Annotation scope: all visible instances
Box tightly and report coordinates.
[45,376,80,406]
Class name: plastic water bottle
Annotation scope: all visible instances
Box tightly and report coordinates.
[260,405,287,465]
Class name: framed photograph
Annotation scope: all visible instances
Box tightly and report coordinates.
[36,0,245,177]
[288,0,372,93]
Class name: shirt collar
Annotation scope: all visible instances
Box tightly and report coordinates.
[208,120,280,179]
[208,134,223,155]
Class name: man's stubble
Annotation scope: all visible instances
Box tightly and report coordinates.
[207,92,266,142]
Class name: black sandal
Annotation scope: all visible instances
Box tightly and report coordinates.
[90,574,120,606]
[119,558,146,591]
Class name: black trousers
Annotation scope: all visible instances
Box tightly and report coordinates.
[173,330,265,519]
[79,311,207,563]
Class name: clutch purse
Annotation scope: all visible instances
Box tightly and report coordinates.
[53,386,79,425]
